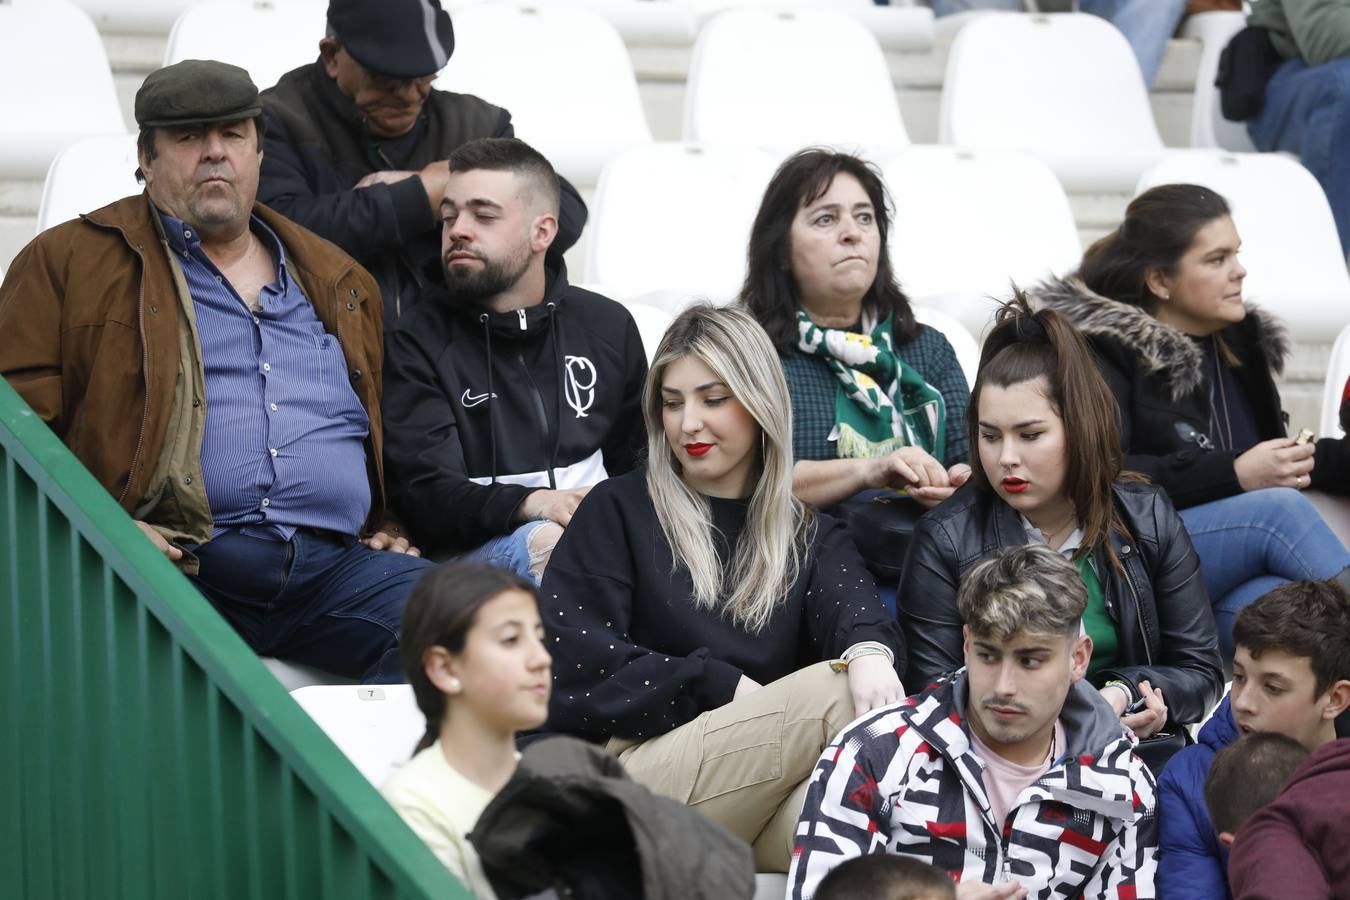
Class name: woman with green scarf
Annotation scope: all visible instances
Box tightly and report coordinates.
[740,149,971,511]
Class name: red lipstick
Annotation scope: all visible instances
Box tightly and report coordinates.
[1002,476,1028,494]
[684,443,713,458]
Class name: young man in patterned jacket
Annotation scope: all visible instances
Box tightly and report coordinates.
[789,544,1159,899]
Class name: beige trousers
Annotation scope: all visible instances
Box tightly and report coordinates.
[608,661,857,872]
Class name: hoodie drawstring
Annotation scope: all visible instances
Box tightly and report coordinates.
[480,312,499,485]
[547,302,563,488]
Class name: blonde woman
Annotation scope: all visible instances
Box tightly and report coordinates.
[539,304,906,872]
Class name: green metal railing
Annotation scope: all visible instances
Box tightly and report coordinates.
[0,378,469,900]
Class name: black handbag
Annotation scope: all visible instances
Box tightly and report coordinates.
[1216,25,1284,121]
[1133,730,1190,778]
[830,489,925,586]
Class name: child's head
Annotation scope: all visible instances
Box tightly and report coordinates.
[401,564,552,749]
[1203,731,1308,847]
[813,854,956,900]
[1230,579,1350,749]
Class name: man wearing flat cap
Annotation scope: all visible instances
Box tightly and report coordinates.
[258,0,587,323]
[0,59,433,682]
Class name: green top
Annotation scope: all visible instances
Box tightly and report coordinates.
[1075,554,1119,678]
[1248,0,1350,67]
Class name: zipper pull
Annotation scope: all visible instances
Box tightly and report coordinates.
[518,309,528,331]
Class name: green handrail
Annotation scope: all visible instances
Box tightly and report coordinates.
[0,378,469,899]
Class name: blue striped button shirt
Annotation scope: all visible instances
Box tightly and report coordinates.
[160,212,371,540]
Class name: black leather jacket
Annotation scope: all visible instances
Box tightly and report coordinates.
[899,480,1224,726]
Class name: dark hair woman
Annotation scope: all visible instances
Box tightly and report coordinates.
[900,296,1225,736]
[740,148,971,512]
[381,564,550,895]
[1033,183,1350,655]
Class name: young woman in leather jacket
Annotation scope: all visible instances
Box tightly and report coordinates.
[1034,184,1350,656]
[900,298,1225,733]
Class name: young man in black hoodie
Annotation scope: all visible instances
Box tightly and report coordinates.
[383,138,646,580]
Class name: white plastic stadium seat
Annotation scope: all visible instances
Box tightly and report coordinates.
[912,305,980,389]
[1181,11,1256,152]
[586,143,778,302]
[939,13,1165,192]
[683,8,908,154]
[290,684,424,787]
[164,1,327,91]
[0,0,125,178]
[261,657,357,692]
[36,135,142,233]
[883,146,1082,338]
[526,0,698,45]
[1323,324,1350,439]
[435,3,652,185]
[624,302,676,364]
[1136,151,1350,343]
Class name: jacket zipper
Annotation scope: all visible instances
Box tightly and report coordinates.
[1119,545,1154,666]
[519,351,557,489]
[118,241,152,506]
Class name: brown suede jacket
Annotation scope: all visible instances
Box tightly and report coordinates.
[0,193,391,551]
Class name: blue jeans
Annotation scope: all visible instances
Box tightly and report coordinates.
[1179,489,1350,658]
[460,519,553,584]
[190,527,435,683]
[929,0,1186,87]
[1248,57,1350,256]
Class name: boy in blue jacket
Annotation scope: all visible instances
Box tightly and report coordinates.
[1157,579,1350,898]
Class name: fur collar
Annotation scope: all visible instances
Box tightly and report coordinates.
[1029,276,1289,403]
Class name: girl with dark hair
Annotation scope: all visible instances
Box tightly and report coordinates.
[739,148,971,511]
[1034,183,1350,654]
[540,304,905,873]
[900,296,1224,734]
[380,564,550,897]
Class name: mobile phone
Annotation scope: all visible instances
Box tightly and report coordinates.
[1296,428,1315,445]
[1123,694,1149,716]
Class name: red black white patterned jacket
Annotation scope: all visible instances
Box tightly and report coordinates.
[788,670,1158,899]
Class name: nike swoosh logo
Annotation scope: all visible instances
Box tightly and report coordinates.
[461,389,496,407]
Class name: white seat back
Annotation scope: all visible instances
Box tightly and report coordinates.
[912,305,980,388]
[1136,151,1350,342]
[290,684,425,787]
[435,3,652,185]
[1323,324,1350,439]
[526,0,699,44]
[37,135,142,233]
[0,0,125,178]
[623,302,677,363]
[939,12,1164,191]
[883,146,1081,337]
[1180,11,1256,151]
[586,143,778,301]
[164,1,327,90]
[683,8,907,153]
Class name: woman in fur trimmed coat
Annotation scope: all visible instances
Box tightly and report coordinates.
[1031,183,1350,656]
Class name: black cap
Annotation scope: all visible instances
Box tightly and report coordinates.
[328,0,454,79]
[135,59,262,128]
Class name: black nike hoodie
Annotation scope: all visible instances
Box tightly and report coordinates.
[383,261,648,556]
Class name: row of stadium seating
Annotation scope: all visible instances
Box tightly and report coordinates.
[0,1,1247,187]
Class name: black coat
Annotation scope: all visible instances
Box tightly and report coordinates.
[259,62,588,323]
[382,264,647,556]
[471,736,755,899]
[899,480,1224,726]
[1033,276,1350,507]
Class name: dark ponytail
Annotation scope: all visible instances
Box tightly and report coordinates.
[400,564,538,754]
[1078,183,1232,311]
[968,291,1136,571]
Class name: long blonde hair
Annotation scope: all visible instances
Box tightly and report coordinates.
[644,304,814,634]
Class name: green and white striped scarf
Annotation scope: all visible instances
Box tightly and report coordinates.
[796,308,946,460]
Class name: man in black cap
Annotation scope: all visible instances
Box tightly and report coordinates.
[0,59,433,683]
[258,0,587,323]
